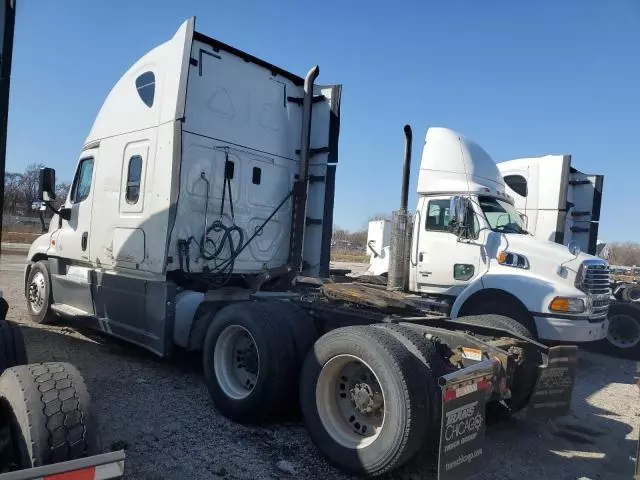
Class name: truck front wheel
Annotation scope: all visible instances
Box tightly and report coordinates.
[26,262,56,325]
[465,299,538,340]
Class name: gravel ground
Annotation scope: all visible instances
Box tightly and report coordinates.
[0,254,638,479]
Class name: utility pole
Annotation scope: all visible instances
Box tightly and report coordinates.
[0,0,16,257]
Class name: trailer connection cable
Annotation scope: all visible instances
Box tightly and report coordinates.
[178,189,293,288]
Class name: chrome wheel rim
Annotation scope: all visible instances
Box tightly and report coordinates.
[607,313,640,349]
[214,325,259,400]
[28,272,46,314]
[316,354,385,449]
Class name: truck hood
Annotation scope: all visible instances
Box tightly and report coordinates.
[496,233,600,283]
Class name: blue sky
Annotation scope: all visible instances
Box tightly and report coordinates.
[7,1,640,241]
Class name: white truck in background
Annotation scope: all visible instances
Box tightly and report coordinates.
[365,128,610,344]
[497,155,603,256]
[22,17,584,478]
[497,156,640,358]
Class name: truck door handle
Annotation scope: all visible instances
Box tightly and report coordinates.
[419,252,424,262]
[81,232,88,251]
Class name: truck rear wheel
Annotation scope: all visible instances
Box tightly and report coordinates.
[26,262,56,325]
[202,301,297,424]
[0,362,100,470]
[372,323,447,449]
[299,325,429,476]
[258,300,317,364]
[598,303,640,359]
[0,321,27,376]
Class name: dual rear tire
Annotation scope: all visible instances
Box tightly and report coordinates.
[202,301,445,476]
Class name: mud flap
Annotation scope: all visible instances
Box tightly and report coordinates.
[437,360,494,480]
[635,365,640,480]
[528,345,578,418]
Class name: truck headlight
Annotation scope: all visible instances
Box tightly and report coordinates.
[496,251,529,269]
[549,296,586,314]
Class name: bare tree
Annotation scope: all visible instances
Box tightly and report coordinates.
[19,163,45,212]
[608,242,640,267]
[54,182,71,209]
[368,212,392,222]
[3,164,69,219]
[3,172,22,215]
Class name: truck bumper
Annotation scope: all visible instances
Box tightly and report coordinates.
[534,315,608,343]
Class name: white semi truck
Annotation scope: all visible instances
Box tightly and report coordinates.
[25,17,582,478]
[498,155,640,358]
[365,129,610,344]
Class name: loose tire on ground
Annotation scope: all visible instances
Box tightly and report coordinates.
[372,323,447,450]
[25,261,56,325]
[0,321,28,375]
[596,302,640,360]
[0,362,100,470]
[202,301,297,424]
[454,314,540,413]
[299,325,430,476]
[621,284,640,303]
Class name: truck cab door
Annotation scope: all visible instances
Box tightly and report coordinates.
[57,151,97,263]
[411,195,483,295]
[50,149,98,315]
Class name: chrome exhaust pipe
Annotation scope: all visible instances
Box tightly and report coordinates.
[289,65,320,272]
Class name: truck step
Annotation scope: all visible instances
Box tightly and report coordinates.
[51,303,92,318]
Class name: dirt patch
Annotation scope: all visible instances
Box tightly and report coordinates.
[2,231,39,244]
[330,252,368,263]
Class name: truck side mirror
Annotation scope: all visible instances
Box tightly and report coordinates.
[448,196,469,236]
[39,167,56,202]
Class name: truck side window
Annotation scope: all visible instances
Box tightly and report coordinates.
[135,71,155,108]
[504,174,528,197]
[425,199,451,231]
[126,155,143,204]
[71,158,94,203]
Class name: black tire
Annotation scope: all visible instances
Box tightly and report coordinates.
[300,325,430,476]
[621,284,640,303]
[596,302,640,360]
[258,300,318,365]
[25,262,56,325]
[464,299,538,340]
[0,321,28,375]
[371,323,447,450]
[456,314,540,413]
[0,362,100,469]
[202,301,297,424]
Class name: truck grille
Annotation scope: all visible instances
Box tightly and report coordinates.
[577,261,610,321]
[581,263,611,296]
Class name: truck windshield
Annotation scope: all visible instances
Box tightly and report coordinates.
[478,196,527,234]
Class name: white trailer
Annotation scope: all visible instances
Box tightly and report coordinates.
[25,18,582,478]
